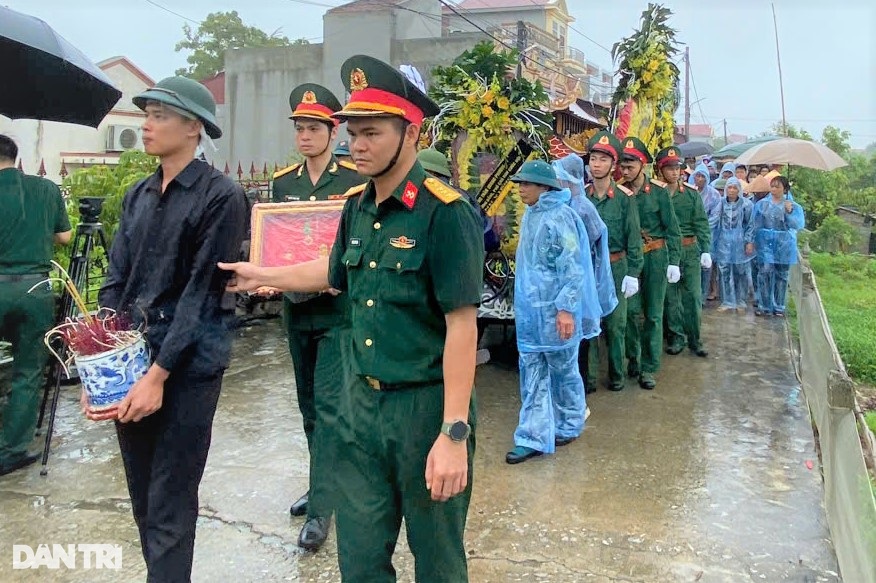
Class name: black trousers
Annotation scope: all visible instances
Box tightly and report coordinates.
[115,372,223,583]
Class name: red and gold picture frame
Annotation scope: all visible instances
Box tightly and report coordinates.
[249,200,345,267]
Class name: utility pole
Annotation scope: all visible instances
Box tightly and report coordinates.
[772,3,788,136]
[516,20,527,79]
[723,118,728,144]
[684,46,690,141]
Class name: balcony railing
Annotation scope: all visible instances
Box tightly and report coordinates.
[564,46,587,65]
[489,22,559,54]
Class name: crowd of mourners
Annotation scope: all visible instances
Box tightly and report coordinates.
[505,132,805,464]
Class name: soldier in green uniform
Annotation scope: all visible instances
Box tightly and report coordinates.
[417,147,452,181]
[221,55,484,582]
[0,134,71,476]
[618,137,681,390]
[583,131,644,392]
[271,83,366,551]
[656,146,710,358]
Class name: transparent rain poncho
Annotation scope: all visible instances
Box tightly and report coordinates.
[712,178,755,265]
[751,195,805,265]
[552,155,618,322]
[514,187,599,351]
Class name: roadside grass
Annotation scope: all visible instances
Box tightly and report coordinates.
[808,253,876,387]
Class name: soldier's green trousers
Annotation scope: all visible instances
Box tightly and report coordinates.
[335,373,476,583]
[0,279,54,463]
[664,243,703,352]
[625,246,669,374]
[586,258,628,387]
[283,301,343,521]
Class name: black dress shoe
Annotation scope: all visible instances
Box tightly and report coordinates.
[555,436,577,447]
[638,373,656,390]
[608,382,624,392]
[289,492,309,517]
[665,345,683,355]
[298,516,331,551]
[505,446,543,464]
[692,347,709,358]
[0,453,39,477]
[627,359,640,378]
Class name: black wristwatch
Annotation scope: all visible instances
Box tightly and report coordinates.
[440,420,471,442]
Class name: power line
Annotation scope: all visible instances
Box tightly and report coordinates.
[142,0,200,24]
[687,54,708,125]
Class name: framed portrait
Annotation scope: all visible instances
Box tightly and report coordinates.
[249,200,346,267]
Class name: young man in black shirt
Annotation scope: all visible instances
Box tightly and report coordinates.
[88,76,247,581]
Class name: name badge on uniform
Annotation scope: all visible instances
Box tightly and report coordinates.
[285,195,301,201]
[350,238,361,247]
[390,235,416,249]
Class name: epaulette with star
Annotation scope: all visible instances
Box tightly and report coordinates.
[343,183,367,198]
[616,184,634,196]
[338,160,358,171]
[273,163,301,180]
[423,177,462,204]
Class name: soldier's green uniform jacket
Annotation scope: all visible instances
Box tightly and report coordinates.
[328,163,484,383]
[0,168,70,274]
[586,181,644,278]
[0,167,70,466]
[627,178,681,264]
[669,181,711,248]
[271,156,365,329]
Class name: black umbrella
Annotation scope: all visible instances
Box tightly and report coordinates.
[0,6,122,127]
[677,141,714,158]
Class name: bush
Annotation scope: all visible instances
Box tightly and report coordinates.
[808,215,862,254]
[53,151,158,305]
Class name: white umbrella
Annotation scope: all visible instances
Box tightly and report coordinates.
[735,137,848,171]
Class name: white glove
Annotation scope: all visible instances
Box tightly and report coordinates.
[700,253,713,269]
[621,276,639,299]
[666,265,681,284]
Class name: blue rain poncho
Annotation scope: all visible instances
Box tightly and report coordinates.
[514,187,599,352]
[689,164,722,215]
[751,195,805,265]
[552,155,618,322]
[711,161,736,187]
[712,178,755,265]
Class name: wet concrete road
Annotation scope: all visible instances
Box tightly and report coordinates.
[0,310,840,582]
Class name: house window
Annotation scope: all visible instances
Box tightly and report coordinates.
[552,21,559,36]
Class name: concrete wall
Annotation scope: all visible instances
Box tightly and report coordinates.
[323,11,393,102]
[220,31,490,171]
[836,208,874,255]
[394,33,488,85]
[221,45,325,170]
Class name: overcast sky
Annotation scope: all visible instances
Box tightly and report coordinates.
[8,0,875,147]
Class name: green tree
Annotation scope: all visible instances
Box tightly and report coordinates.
[174,11,305,80]
[821,125,852,156]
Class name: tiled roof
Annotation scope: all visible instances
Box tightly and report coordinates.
[453,0,551,8]
[327,0,408,13]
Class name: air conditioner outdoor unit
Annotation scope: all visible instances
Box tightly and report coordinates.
[105,125,143,152]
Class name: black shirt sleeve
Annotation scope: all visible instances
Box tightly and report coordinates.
[154,181,247,371]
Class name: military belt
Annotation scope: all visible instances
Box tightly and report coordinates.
[642,238,665,253]
[0,272,49,283]
[609,251,626,263]
[682,236,698,246]
[364,376,440,392]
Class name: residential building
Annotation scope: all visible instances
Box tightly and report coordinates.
[0,57,154,184]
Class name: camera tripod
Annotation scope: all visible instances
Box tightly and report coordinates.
[36,216,110,476]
